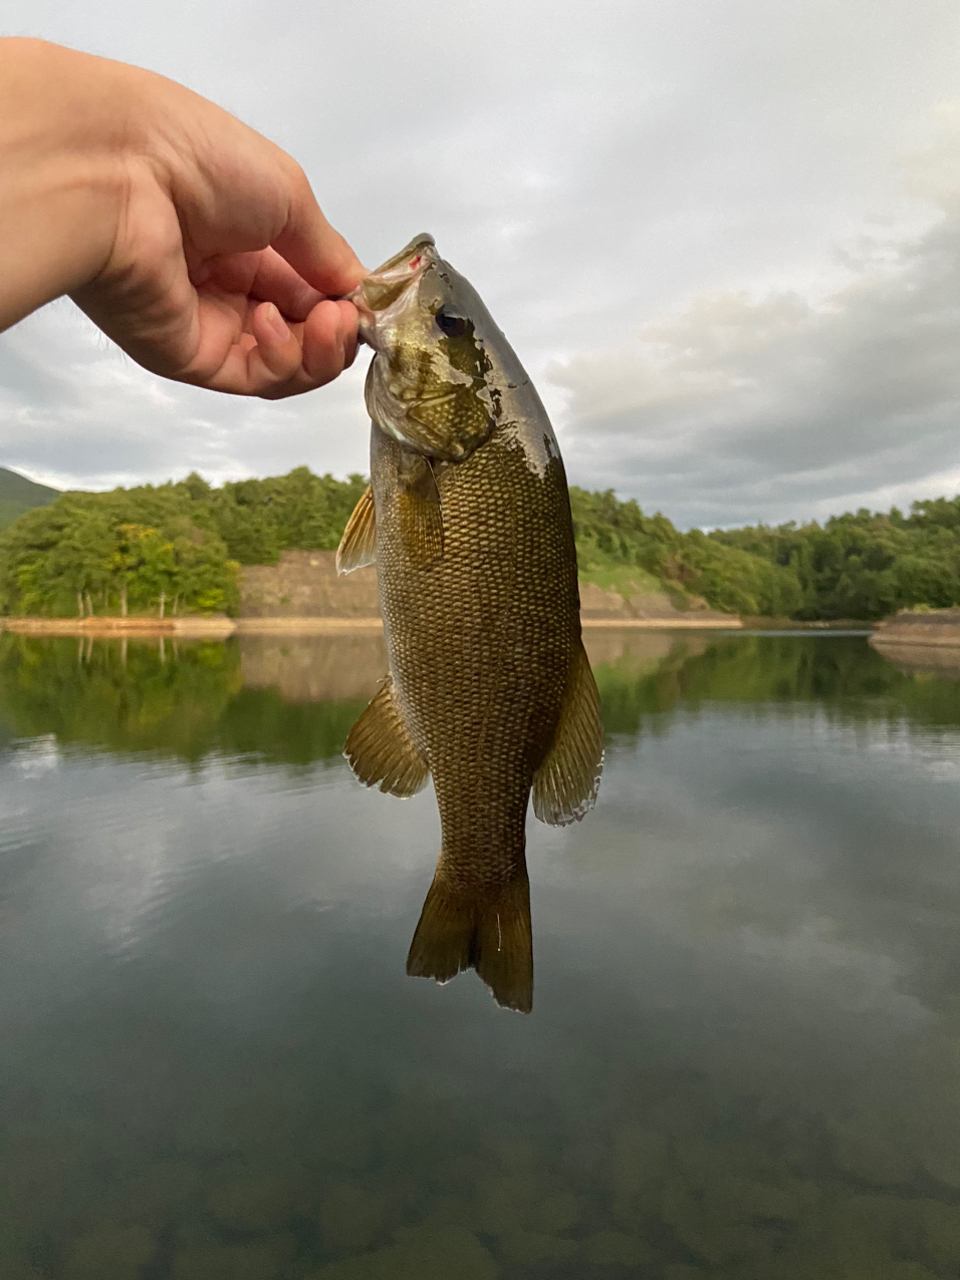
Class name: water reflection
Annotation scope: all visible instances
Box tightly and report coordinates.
[0,633,369,765]
[4,628,960,761]
[2,630,960,1277]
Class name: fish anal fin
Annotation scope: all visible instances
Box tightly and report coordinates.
[397,454,443,568]
[407,870,532,1013]
[532,639,604,826]
[344,675,429,797]
[336,484,377,574]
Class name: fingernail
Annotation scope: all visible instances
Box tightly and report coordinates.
[264,304,290,343]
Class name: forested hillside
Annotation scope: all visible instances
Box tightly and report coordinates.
[0,466,59,531]
[0,469,366,618]
[1,466,959,620]
[569,488,802,618]
[709,498,960,620]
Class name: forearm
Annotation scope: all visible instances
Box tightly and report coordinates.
[0,39,126,332]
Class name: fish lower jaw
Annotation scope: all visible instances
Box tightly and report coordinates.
[354,314,379,348]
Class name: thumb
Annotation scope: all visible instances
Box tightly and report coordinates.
[273,167,366,297]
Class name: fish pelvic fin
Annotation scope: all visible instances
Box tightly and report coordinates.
[336,484,377,574]
[344,674,429,797]
[532,638,604,825]
[406,870,533,1014]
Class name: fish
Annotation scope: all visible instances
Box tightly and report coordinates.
[337,234,603,1012]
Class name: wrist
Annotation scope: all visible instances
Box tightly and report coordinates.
[0,39,131,329]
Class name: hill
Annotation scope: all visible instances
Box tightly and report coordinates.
[0,466,59,531]
[2,467,960,621]
[709,497,960,620]
[0,468,365,619]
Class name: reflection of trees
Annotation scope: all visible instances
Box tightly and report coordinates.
[0,636,364,765]
[3,632,960,766]
[0,635,241,758]
[215,686,366,766]
[595,634,960,735]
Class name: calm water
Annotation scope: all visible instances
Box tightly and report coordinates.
[2,628,960,1280]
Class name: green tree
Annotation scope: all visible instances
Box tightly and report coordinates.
[711,504,960,620]
[6,465,960,623]
[569,487,801,617]
[0,493,238,617]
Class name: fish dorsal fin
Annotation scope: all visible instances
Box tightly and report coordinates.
[532,639,604,826]
[336,484,377,575]
[397,454,443,568]
[344,674,429,797]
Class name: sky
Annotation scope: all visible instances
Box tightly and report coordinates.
[1,0,959,528]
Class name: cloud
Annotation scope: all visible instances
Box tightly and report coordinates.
[551,108,960,527]
[2,0,960,524]
[0,302,371,491]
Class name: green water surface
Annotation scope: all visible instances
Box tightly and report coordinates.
[1,629,959,1279]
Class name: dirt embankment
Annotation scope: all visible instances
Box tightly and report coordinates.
[869,608,960,676]
[240,551,379,619]
[240,552,740,629]
[578,581,737,627]
[1,550,742,635]
[870,608,960,650]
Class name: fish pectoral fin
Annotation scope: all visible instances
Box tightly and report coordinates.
[532,639,604,826]
[407,870,533,1014]
[336,484,377,574]
[397,454,444,567]
[344,674,429,797]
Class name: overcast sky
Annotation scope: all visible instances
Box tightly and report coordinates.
[2,0,959,527]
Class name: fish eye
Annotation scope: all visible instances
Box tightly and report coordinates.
[435,309,468,338]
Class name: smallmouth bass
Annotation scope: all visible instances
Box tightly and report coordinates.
[338,234,603,1012]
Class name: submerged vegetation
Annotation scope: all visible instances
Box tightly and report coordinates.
[2,466,960,620]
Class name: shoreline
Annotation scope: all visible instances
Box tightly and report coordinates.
[581,617,741,629]
[0,614,745,637]
[869,609,960,653]
[0,616,236,638]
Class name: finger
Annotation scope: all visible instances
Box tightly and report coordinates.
[338,299,360,369]
[302,299,358,384]
[189,299,351,397]
[250,248,327,319]
[273,164,367,297]
[195,248,326,321]
[180,297,297,395]
[246,301,304,383]
[256,299,363,399]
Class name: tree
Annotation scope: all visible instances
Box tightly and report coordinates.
[0,493,238,617]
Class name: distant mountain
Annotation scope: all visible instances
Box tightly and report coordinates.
[0,467,60,531]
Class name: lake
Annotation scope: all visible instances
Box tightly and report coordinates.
[1,628,960,1280]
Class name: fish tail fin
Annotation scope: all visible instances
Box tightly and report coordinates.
[406,868,533,1014]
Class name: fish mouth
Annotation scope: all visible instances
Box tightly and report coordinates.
[349,233,437,348]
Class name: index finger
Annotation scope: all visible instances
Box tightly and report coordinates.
[273,165,367,298]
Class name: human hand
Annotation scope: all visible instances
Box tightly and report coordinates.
[0,40,366,398]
